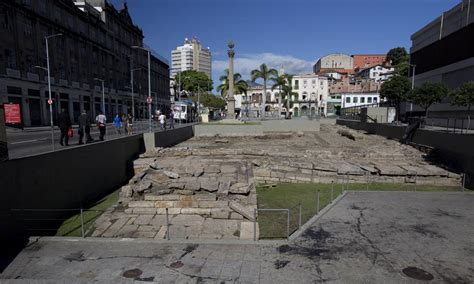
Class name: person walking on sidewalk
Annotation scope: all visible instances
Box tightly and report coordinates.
[127,113,134,135]
[159,112,166,131]
[78,110,93,144]
[96,111,107,141]
[113,114,122,135]
[58,108,71,146]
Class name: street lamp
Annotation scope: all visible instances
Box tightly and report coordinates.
[93,78,105,115]
[36,33,62,152]
[132,45,152,132]
[408,64,416,113]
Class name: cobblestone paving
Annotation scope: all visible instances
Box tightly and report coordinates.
[2,192,473,283]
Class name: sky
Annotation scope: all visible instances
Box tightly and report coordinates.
[110,0,461,86]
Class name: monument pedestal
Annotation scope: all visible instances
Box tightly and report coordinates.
[227,97,236,119]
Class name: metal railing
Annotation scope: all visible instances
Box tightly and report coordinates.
[410,116,474,134]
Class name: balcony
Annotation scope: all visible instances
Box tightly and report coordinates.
[6,68,21,79]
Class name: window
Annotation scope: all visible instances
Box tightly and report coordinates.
[23,19,32,37]
[367,97,372,103]
[319,95,322,101]
[373,97,378,103]
[361,97,365,103]
[312,79,316,84]
[5,49,16,68]
[294,80,299,90]
[345,97,351,103]
[353,97,358,103]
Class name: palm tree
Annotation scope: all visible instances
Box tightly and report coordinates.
[251,64,278,117]
[281,74,298,118]
[217,69,248,98]
[271,74,286,119]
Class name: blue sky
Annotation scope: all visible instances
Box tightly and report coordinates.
[110,0,460,85]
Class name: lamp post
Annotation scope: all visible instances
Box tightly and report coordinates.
[132,46,152,132]
[37,33,62,151]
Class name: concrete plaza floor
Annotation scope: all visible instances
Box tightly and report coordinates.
[1,191,473,283]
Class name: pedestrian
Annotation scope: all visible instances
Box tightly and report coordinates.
[169,110,175,129]
[95,111,107,141]
[78,109,94,144]
[159,112,166,130]
[127,113,134,135]
[113,114,122,135]
[122,113,128,134]
[58,108,71,146]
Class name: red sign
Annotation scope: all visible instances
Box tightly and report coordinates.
[47,99,53,105]
[4,103,21,124]
[146,96,152,104]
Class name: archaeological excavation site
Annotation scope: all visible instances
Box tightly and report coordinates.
[91,124,461,240]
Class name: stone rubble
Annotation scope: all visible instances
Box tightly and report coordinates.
[92,124,460,240]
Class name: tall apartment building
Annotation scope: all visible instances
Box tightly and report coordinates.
[0,0,170,126]
[171,37,212,79]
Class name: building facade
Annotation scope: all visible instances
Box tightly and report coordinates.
[313,53,353,74]
[340,92,380,108]
[405,0,474,119]
[356,65,394,82]
[171,37,211,79]
[0,0,170,126]
[236,74,329,117]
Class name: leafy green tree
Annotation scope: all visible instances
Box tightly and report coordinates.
[387,47,409,66]
[271,74,286,118]
[251,64,278,116]
[175,70,213,94]
[450,81,474,130]
[190,93,226,109]
[216,69,248,97]
[380,75,411,121]
[408,82,448,116]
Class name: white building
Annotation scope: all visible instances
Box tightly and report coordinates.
[356,65,394,82]
[235,74,329,117]
[340,92,381,108]
[171,37,212,79]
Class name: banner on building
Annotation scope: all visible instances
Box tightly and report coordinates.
[4,103,21,124]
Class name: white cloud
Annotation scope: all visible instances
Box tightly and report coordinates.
[213,53,314,80]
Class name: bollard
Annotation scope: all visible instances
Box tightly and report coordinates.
[298,204,302,229]
[461,173,466,192]
[316,190,320,213]
[286,210,290,240]
[80,208,85,238]
[331,181,334,203]
[165,208,170,240]
[253,209,257,241]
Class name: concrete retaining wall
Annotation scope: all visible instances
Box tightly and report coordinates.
[337,119,474,187]
[194,119,321,137]
[0,126,194,239]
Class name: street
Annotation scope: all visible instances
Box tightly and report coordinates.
[5,120,192,159]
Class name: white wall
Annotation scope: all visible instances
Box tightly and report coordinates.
[341,93,380,108]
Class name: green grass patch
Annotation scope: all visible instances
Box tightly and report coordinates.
[257,182,460,239]
[55,189,120,237]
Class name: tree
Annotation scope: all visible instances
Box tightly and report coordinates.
[175,70,213,95]
[216,69,248,98]
[190,93,226,109]
[380,75,411,121]
[408,82,448,116]
[281,74,298,118]
[450,81,474,130]
[386,47,409,66]
[251,64,278,117]
[271,74,286,119]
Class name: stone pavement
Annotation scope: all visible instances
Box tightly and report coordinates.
[2,191,473,283]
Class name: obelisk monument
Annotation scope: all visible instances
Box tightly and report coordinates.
[226,41,236,119]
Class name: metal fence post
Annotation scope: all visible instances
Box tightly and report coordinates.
[80,208,85,238]
[298,203,302,229]
[316,190,320,214]
[165,208,170,240]
[253,209,257,241]
[286,209,290,241]
[461,173,466,192]
[331,181,334,202]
